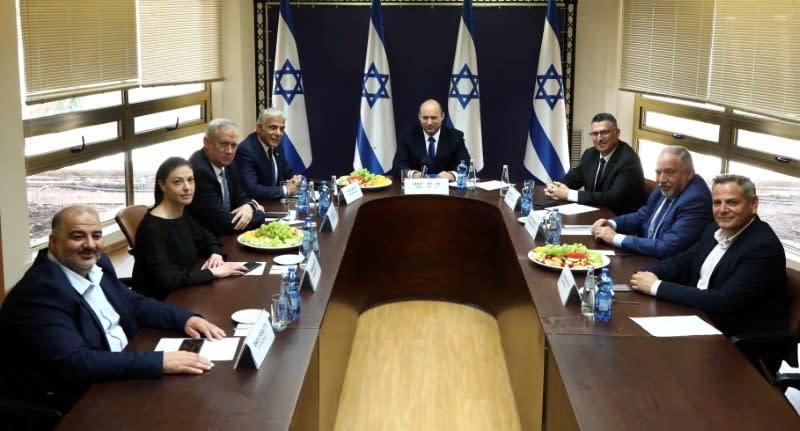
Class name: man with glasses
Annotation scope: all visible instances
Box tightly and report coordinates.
[590,146,713,258]
[544,112,647,214]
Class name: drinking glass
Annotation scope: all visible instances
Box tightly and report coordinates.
[271,294,289,332]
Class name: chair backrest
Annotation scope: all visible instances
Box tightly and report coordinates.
[787,267,800,333]
[644,178,657,195]
[114,205,148,252]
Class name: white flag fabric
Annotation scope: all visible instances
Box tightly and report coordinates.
[447,0,483,171]
[524,0,569,184]
[354,0,396,174]
[272,0,312,172]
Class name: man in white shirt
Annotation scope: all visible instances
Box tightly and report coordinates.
[631,175,788,373]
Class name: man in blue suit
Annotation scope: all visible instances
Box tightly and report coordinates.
[391,98,470,180]
[631,175,788,373]
[235,108,302,200]
[0,205,225,413]
[591,146,713,258]
[187,119,266,235]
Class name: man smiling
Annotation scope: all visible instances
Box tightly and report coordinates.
[590,146,712,258]
[631,174,788,373]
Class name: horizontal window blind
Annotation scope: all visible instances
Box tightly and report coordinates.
[139,0,223,86]
[620,0,714,102]
[19,0,138,103]
[621,0,800,123]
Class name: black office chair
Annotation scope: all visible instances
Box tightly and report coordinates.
[731,268,800,392]
[0,398,63,431]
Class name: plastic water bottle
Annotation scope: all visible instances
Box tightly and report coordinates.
[580,266,595,318]
[330,175,339,205]
[297,177,309,215]
[520,181,533,216]
[594,268,613,322]
[310,221,320,261]
[300,216,312,269]
[500,164,510,196]
[467,159,477,190]
[456,160,467,192]
[287,267,300,321]
[318,181,330,218]
[546,209,562,245]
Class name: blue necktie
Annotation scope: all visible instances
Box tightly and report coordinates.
[427,136,436,171]
[648,198,672,238]
[220,169,231,212]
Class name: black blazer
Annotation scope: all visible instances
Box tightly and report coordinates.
[559,141,646,214]
[648,217,788,372]
[234,132,297,201]
[391,125,470,175]
[186,149,266,235]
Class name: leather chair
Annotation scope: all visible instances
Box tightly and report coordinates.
[644,178,657,195]
[731,268,800,392]
[114,205,148,255]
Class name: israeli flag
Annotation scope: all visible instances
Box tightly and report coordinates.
[272,0,312,172]
[354,0,396,174]
[447,0,483,171]
[524,0,569,184]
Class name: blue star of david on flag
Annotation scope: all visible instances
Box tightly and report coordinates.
[273,59,304,104]
[534,64,564,110]
[361,63,391,108]
[449,64,480,109]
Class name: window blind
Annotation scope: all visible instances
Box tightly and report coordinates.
[19,0,138,103]
[139,0,223,86]
[621,0,800,122]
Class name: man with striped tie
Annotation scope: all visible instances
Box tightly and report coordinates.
[590,146,713,258]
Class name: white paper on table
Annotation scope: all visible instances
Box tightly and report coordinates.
[561,225,592,235]
[269,264,295,275]
[234,327,252,337]
[630,315,721,337]
[242,262,266,276]
[552,203,598,215]
[477,180,506,190]
[154,337,241,361]
[780,344,800,414]
[594,249,616,256]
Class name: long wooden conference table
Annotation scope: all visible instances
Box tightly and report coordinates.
[57,183,800,430]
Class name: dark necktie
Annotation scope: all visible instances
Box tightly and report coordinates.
[220,169,231,212]
[648,198,672,238]
[427,136,436,171]
[268,148,278,186]
[593,158,606,191]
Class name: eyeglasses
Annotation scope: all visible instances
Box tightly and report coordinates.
[589,130,615,138]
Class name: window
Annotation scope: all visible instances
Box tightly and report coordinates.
[633,94,800,246]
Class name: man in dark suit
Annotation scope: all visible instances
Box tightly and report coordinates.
[235,108,302,201]
[631,174,788,373]
[591,146,713,258]
[0,205,224,413]
[187,118,266,235]
[545,112,646,214]
[391,98,471,180]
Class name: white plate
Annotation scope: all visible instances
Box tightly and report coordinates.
[274,254,303,265]
[337,177,392,190]
[231,308,268,324]
[237,233,302,251]
[527,250,611,272]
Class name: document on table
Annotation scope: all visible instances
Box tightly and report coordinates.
[551,203,598,215]
[155,337,241,361]
[477,180,507,190]
[244,262,266,276]
[561,225,592,235]
[630,315,721,337]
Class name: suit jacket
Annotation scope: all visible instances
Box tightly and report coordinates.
[187,149,266,235]
[234,132,297,201]
[647,217,788,372]
[612,175,713,258]
[391,125,470,175]
[559,141,646,214]
[0,250,194,412]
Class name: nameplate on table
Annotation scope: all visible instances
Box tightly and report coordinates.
[301,251,321,292]
[341,182,363,204]
[403,178,449,195]
[321,205,339,232]
[557,265,580,306]
[504,186,521,210]
[524,211,543,240]
[233,309,274,370]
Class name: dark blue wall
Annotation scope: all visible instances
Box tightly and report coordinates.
[266,4,554,181]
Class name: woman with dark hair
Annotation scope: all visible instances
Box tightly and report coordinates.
[132,156,246,300]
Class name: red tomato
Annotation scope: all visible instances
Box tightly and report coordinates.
[566,252,586,259]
